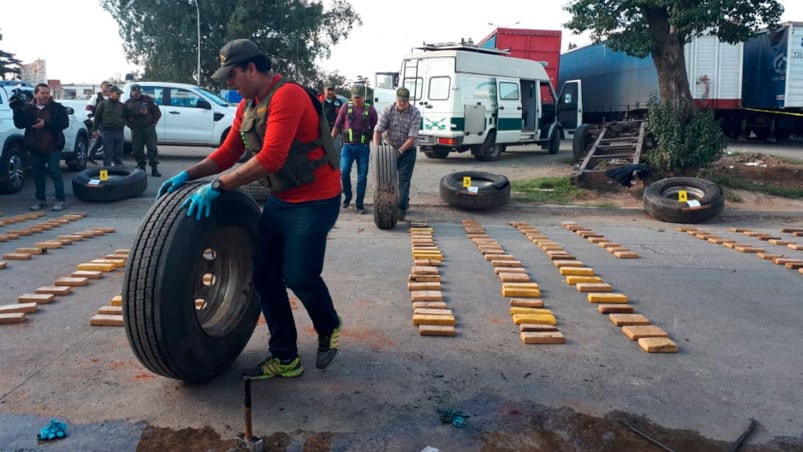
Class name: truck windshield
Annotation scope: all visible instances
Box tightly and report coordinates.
[197,87,231,107]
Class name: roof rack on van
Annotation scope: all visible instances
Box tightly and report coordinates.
[415,42,511,55]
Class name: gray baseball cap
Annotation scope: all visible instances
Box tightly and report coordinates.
[212,39,262,81]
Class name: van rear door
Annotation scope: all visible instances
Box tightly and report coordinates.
[496,77,522,144]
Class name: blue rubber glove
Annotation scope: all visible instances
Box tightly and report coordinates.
[181,183,222,221]
[156,171,190,199]
[38,418,67,441]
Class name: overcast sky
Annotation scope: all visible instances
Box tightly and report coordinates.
[1,0,802,85]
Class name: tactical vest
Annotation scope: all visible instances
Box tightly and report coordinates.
[240,78,339,194]
[345,102,371,144]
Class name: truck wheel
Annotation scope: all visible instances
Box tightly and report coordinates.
[548,129,561,154]
[0,142,26,194]
[123,182,262,383]
[474,131,502,161]
[72,166,147,202]
[424,148,449,159]
[440,171,510,210]
[66,134,89,171]
[643,177,724,223]
[572,124,593,162]
[373,144,399,229]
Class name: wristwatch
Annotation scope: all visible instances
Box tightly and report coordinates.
[211,178,226,193]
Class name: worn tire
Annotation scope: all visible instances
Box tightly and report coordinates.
[572,123,593,162]
[0,141,26,194]
[72,166,147,202]
[440,171,511,210]
[123,182,262,383]
[239,179,270,204]
[474,131,502,161]
[548,129,561,154]
[373,144,399,229]
[643,177,725,223]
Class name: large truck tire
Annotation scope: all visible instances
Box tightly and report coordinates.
[548,129,561,154]
[643,177,725,224]
[72,166,147,202]
[0,141,26,194]
[440,171,511,210]
[373,144,399,229]
[573,124,593,162]
[123,182,262,383]
[474,131,502,161]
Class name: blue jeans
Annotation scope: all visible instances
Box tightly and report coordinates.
[340,143,370,208]
[101,129,124,166]
[397,148,417,211]
[253,195,341,361]
[31,151,65,202]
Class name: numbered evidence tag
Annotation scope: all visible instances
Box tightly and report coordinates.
[99,169,109,182]
[677,190,688,203]
[463,176,472,188]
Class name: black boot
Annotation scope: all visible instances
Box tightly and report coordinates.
[151,166,162,177]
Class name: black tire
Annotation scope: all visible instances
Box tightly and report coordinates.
[474,131,502,161]
[440,171,511,210]
[373,144,399,229]
[0,141,26,194]
[424,148,449,159]
[72,166,148,202]
[66,133,88,171]
[643,177,725,223]
[548,129,561,154]
[572,124,593,162]
[123,182,262,383]
[239,179,270,204]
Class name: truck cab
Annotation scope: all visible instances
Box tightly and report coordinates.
[400,43,580,161]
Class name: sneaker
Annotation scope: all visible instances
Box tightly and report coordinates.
[316,317,341,369]
[30,201,46,211]
[356,206,366,214]
[52,201,65,211]
[242,356,303,380]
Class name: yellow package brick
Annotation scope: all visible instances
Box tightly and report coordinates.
[512,313,556,325]
[565,275,603,285]
[90,314,124,326]
[609,313,650,326]
[407,281,443,291]
[559,267,595,276]
[509,298,544,308]
[0,302,38,314]
[412,314,456,326]
[587,293,629,303]
[501,283,540,298]
[78,262,116,272]
[622,325,668,340]
[575,282,614,292]
[110,295,123,306]
[418,324,455,336]
[638,337,678,353]
[509,307,552,315]
[520,331,566,344]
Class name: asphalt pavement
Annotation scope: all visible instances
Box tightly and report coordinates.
[0,141,801,451]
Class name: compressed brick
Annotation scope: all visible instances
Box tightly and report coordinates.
[494,266,527,274]
[588,237,608,244]
[565,275,603,285]
[411,265,439,275]
[547,253,576,261]
[575,282,614,293]
[491,260,523,268]
[410,290,443,302]
[609,313,650,326]
[418,324,455,336]
[407,281,442,291]
[638,337,678,353]
[509,307,552,315]
[0,261,6,269]
[553,260,584,268]
[55,277,90,287]
[413,308,452,316]
[786,244,803,250]
[0,303,38,314]
[784,261,803,269]
[97,305,123,315]
[613,251,640,259]
[408,274,441,282]
[772,257,800,265]
[58,234,84,241]
[15,247,44,255]
[111,295,123,306]
[90,314,124,326]
[412,301,448,310]
[412,314,455,326]
[413,259,441,267]
[35,241,63,249]
[757,253,783,260]
[735,246,763,253]
[512,313,556,325]
[768,239,793,245]
[498,272,531,283]
[501,285,540,298]
[72,270,103,279]
[509,298,544,308]
[781,227,803,233]
[485,254,514,261]
[113,249,130,255]
[521,331,565,344]
[91,258,126,269]
[35,286,72,296]
[519,323,559,332]
[559,267,595,276]
[77,262,115,272]
[18,293,55,304]
[597,304,634,314]
[0,313,26,324]
[622,325,668,340]
[587,293,628,304]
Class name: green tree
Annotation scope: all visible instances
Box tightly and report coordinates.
[101,0,361,86]
[564,0,783,122]
[0,31,22,81]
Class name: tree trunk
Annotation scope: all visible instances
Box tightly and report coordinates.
[645,8,696,122]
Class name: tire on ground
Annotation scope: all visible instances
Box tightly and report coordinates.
[440,171,511,210]
[373,144,399,229]
[72,166,147,202]
[643,176,725,223]
[123,182,262,383]
[572,123,593,162]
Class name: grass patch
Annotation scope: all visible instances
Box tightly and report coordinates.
[724,190,743,203]
[512,177,586,204]
[702,172,803,199]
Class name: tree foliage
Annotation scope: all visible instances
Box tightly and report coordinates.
[101,0,361,87]
[0,32,22,80]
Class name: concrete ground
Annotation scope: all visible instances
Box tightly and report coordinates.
[0,141,801,451]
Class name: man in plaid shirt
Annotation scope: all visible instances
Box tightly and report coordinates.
[373,87,421,221]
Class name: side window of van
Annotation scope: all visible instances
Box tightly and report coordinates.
[428,77,450,100]
[141,87,165,105]
[169,89,203,108]
[499,82,519,100]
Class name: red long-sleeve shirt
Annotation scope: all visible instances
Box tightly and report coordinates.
[209,75,341,203]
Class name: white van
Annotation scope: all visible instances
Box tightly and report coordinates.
[399,43,580,161]
[122,82,237,148]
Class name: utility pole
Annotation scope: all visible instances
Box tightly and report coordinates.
[194,0,201,84]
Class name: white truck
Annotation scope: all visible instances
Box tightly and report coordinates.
[399,43,580,161]
[0,83,89,194]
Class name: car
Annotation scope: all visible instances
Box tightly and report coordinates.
[0,85,89,194]
[122,82,237,149]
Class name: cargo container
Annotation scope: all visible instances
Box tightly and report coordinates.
[478,28,562,95]
[559,22,803,140]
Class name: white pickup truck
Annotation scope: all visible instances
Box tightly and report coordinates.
[0,83,89,194]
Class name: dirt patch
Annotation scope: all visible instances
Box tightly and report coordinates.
[713,153,803,190]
